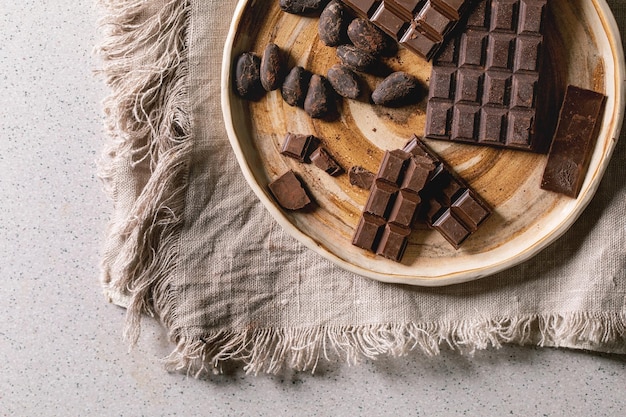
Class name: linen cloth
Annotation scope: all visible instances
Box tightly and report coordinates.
[98,0,626,375]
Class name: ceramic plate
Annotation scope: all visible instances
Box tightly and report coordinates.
[221,0,625,286]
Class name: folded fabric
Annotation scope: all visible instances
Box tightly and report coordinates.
[98,0,626,375]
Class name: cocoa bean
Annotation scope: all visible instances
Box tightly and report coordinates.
[260,43,286,91]
[304,74,335,118]
[336,45,377,73]
[327,64,361,99]
[281,66,312,107]
[371,71,424,107]
[234,52,264,100]
[279,0,330,15]
[347,18,397,56]
[318,0,348,47]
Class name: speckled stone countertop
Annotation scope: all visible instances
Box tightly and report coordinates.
[1,1,625,416]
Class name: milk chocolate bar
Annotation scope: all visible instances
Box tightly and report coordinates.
[352,148,436,261]
[541,86,606,198]
[404,136,490,248]
[341,0,474,60]
[425,0,552,152]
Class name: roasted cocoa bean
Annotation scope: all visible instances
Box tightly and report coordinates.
[327,64,361,99]
[260,43,286,91]
[336,45,377,73]
[304,74,335,118]
[281,66,312,107]
[234,52,264,100]
[318,0,348,47]
[279,0,330,15]
[371,71,424,107]
[347,18,397,56]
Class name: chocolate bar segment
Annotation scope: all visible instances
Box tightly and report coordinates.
[425,0,551,152]
[403,136,491,248]
[352,148,436,261]
[541,86,606,198]
[342,0,475,60]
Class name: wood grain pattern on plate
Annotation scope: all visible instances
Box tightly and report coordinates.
[221,0,625,286]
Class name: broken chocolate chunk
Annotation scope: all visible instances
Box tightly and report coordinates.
[280,133,317,162]
[310,146,343,176]
[349,166,375,190]
[268,170,312,210]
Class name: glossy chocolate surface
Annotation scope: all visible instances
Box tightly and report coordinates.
[541,86,606,198]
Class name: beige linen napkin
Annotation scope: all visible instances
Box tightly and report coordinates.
[98,0,626,375]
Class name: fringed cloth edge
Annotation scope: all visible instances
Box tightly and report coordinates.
[96,0,191,344]
[168,313,626,376]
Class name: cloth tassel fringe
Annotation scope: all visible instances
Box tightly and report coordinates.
[96,0,192,344]
[166,312,626,376]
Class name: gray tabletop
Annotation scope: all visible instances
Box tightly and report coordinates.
[1,1,625,416]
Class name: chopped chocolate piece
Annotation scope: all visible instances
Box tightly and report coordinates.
[234,52,264,100]
[541,86,607,198]
[401,157,436,194]
[310,146,344,176]
[281,66,312,107]
[451,190,490,231]
[268,170,312,210]
[352,212,387,251]
[342,0,475,60]
[371,71,424,107]
[364,179,398,218]
[376,223,411,261]
[376,149,411,185]
[388,190,421,228]
[304,74,336,118]
[260,43,286,92]
[425,0,553,152]
[319,0,349,46]
[349,166,376,189]
[327,64,362,99]
[432,209,471,249]
[280,133,317,162]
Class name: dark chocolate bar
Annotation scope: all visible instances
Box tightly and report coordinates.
[541,86,606,198]
[352,147,436,261]
[341,0,474,60]
[425,0,552,152]
[403,136,490,248]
